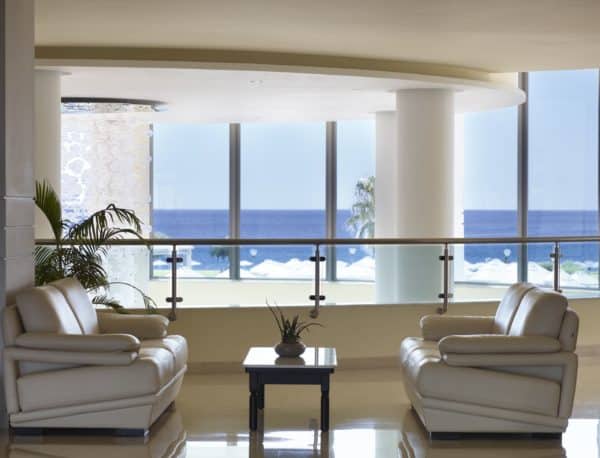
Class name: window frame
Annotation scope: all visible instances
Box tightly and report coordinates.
[149,70,600,286]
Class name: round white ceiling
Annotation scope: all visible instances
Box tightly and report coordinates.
[51,66,524,123]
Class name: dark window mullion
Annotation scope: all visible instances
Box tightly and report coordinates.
[325,121,337,282]
[517,73,529,282]
[229,123,241,280]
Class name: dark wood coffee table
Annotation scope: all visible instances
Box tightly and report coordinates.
[243,346,337,432]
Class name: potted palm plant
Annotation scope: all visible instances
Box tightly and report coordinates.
[34,180,156,312]
[267,301,323,357]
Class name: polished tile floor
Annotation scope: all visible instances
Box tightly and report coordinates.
[6,355,600,457]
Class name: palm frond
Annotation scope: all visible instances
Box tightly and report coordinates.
[73,226,145,259]
[34,180,64,241]
[91,295,128,313]
[106,281,158,312]
[33,181,154,314]
[34,245,56,267]
[346,175,375,239]
[69,204,143,243]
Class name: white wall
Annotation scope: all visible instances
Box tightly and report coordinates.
[0,0,35,426]
[161,297,600,372]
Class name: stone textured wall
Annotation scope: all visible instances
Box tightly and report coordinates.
[61,113,152,307]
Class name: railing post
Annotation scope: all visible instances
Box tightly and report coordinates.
[550,242,562,293]
[309,244,326,318]
[166,244,183,321]
[437,243,453,314]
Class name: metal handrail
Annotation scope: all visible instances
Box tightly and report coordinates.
[34,235,600,246]
[36,235,600,320]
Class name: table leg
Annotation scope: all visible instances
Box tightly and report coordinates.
[320,375,330,432]
[249,372,259,431]
[258,384,265,410]
[250,392,259,430]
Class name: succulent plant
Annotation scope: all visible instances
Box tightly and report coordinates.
[267,301,323,343]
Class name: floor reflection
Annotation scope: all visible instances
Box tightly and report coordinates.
[190,410,599,457]
[8,409,186,458]
[8,408,600,458]
[6,364,600,458]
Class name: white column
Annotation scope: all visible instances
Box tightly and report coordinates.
[375,111,401,302]
[34,70,62,238]
[375,89,455,303]
[1,0,35,426]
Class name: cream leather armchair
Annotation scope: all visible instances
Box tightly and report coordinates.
[400,283,579,437]
[3,278,188,435]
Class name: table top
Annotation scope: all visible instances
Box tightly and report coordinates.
[243,346,337,369]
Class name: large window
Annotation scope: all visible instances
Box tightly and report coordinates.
[152,123,230,277]
[144,70,600,300]
[528,69,599,288]
[458,107,519,285]
[240,122,326,279]
[336,120,375,281]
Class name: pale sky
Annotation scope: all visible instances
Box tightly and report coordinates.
[463,68,598,211]
[153,120,375,210]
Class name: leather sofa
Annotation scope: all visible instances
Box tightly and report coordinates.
[3,278,188,434]
[400,283,579,436]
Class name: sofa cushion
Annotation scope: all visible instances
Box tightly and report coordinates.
[400,337,561,417]
[17,346,175,412]
[141,335,188,373]
[16,286,82,334]
[97,312,169,340]
[493,282,535,334]
[51,278,99,334]
[509,289,567,338]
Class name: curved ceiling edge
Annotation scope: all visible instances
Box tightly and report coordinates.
[35,46,500,84]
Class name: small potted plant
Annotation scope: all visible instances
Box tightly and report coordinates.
[267,301,323,357]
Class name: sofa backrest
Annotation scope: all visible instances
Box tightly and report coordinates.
[16,285,83,334]
[51,278,99,334]
[493,282,536,334]
[508,288,568,338]
[3,304,24,347]
[558,308,579,352]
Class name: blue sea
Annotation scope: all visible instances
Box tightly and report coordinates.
[152,209,600,271]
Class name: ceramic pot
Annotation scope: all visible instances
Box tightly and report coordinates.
[275,340,306,357]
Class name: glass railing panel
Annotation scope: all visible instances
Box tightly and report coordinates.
[151,244,232,279]
[238,244,323,281]
[36,236,600,310]
[325,243,444,305]
[557,241,600,297]
[334,243,375,282]
[97,244,155,310]
[526,242,555,289]
[453,242,521,301]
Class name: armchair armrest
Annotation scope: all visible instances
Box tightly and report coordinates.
[420,315,495,341]
[97,311,169,340]
[4,347,137,366]
[442,351,578,420]
[443,351,576,368]
[16,332,140,352]
[439,335,561,355]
